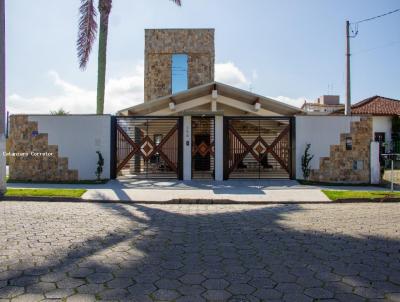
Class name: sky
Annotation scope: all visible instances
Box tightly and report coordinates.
[6,0,400,114]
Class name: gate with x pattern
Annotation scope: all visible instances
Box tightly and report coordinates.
[113,117,183,179]
[224,117,294,179]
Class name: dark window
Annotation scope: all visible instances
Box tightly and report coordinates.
[375,132,386,161]
[172,54,188,94]
[353,160,364,170]
[345,137,352,150]
[374,132,385,143]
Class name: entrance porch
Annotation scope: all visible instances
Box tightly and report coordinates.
[113,115,295,181]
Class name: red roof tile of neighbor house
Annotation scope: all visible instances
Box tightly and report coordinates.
[352,96,400,115]
[332,96,400,115]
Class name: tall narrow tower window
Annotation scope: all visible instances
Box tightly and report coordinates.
[172,54,188,94]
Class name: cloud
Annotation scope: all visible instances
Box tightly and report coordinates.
[269,96,305,108]
[251,70,258,81]
[215,62,304,109]
[7,64,145,115]
[105,64,144,113]
[215,62,250,89]
[7,61,304,114]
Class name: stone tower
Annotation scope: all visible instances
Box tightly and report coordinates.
[144,29,215,101]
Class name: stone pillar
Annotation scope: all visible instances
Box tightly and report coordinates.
[183,116,192,180]
[370,141,380,184]
[144,29,215,101]
[214,115,223,181]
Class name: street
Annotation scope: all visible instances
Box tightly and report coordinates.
[0,202,399,301]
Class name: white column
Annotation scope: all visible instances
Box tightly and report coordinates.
[0,135,5,192]
[214,115,224,181]
[370,141,380,184]
[0,0,5,193]
[183,116,192,180]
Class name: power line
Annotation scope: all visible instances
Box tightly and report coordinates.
[345,8,400,115]
[352,8,400,25]
[350,8,400,37]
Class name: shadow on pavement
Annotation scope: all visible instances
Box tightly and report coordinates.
[0,202,399,301]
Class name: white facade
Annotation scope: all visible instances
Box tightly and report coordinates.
[0,134,5,192]
[372,116,392,141]
[28,115,111,180]
[295,115,362,179]
[370,141,380,184]
[214,115,224,181]
[183,116,192,180]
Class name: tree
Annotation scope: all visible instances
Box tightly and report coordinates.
[77,0,182,114]
[50,108,69,115]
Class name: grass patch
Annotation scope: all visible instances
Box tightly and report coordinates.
[7,179,108,185]
[5,188,87,198]
[298,180,374,186]
[322,190,400,201]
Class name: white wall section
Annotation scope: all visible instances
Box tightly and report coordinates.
[370,141,380,184]
[214,116,223,181]
[183,115,192,180]
[28,115,111,180]
[372,116,392,141]
[0,135,5,192]
[295,115,362,179]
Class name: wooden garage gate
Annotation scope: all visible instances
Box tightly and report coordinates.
[113,117,183,179]
[224,117,294,179]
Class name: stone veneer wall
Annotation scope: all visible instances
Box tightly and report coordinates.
[9,115,78,181]
[144,29,215,101]
[310,117,372,183]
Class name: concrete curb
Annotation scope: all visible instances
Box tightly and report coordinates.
[1,196,399,204]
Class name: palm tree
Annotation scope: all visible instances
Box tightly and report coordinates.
[77,0,182,114]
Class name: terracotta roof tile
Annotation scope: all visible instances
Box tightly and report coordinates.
[351,96,400,115]
[332,96,400,115]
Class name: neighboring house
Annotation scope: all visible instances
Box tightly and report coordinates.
[301,95,345,115]
[334,95,400,152]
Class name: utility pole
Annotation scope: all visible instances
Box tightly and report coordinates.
[345,20,351,116]
[0,0,5,193]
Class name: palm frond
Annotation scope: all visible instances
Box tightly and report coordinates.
[77,0,98,70]
[170,0,182,6]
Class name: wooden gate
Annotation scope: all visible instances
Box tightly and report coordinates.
[225,117,292,179]
[114,117,182,179]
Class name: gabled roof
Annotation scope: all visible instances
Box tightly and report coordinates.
[351,96,400,115]
[118,82,302,116]
[332,95,400,116]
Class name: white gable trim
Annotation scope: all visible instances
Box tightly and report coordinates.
[217,96,279,116]
[118,82,302,116]
[146,94,282,116]
[148,96,211,116]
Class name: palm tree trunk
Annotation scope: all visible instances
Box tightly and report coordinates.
[96,0,112,114]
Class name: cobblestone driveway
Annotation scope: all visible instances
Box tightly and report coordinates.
[0,202,400,302]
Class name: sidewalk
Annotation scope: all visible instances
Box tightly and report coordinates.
[7,178,390,203]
